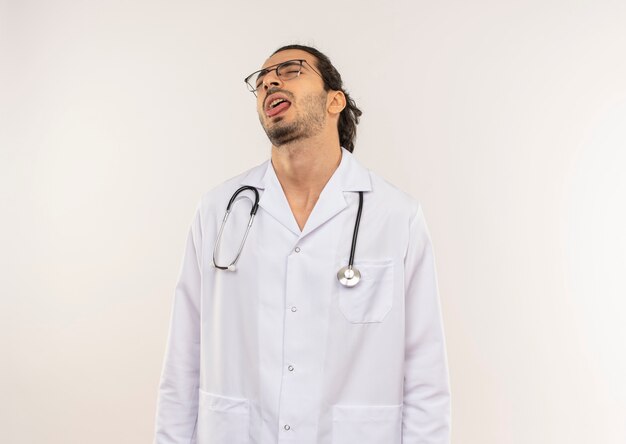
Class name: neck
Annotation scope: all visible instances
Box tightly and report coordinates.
[271,130,342,190]
[270,133,342,230]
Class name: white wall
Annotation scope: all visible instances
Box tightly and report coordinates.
[1,0,625,442]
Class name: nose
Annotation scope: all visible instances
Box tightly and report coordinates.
[261,69,283,92]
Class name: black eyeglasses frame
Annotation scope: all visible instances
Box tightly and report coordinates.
[244,59,323,96]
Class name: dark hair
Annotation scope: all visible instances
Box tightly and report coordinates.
[271,44,362,153]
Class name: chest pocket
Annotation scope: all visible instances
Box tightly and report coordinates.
[337,259,394,323]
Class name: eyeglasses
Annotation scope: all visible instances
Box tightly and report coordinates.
[244,59,322,96]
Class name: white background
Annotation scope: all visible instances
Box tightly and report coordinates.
[1,0,625,443]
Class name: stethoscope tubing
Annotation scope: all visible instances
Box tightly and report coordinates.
[227,186,260,214]
[348,191,363,269]
[213,186,364,287]
[213,186,260,271]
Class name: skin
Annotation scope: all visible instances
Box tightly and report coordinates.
[255,49,347,231]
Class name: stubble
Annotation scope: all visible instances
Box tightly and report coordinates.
[260,91,327,147]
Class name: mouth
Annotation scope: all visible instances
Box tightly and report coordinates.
[264,93,292,118]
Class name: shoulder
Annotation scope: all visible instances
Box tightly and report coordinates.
[193,160,269,224]
[360,164,433,260]
[202,161,267,204]
[364,165,422,223]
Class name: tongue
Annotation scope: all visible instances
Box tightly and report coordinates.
[266,101,291,117]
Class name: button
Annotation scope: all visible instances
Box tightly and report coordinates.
[288,365,294,371]
[291,306,297,312]
[294,246,301,253]
[284,424,291,431]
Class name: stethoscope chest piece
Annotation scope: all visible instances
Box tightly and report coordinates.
[337,266,361,287]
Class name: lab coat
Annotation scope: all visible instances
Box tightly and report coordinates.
[154,148,451,444]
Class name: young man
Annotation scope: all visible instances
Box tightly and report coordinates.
[154,44,451,444]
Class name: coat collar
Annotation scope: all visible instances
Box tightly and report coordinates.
[239,148,372,237]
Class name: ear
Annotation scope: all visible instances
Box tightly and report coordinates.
[327,90,346,115]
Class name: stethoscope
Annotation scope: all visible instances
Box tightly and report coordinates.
[212,186,364,287]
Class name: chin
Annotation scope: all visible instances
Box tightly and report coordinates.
[268,127,304,147]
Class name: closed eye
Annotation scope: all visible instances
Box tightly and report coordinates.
[255,70,268,88]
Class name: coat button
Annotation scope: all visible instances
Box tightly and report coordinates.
[294,246,301,253]
[288,365,294,371]
[291,306,297,312]
[284,424,291,430]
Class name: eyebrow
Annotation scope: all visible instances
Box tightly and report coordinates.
[253,62,281,83]
[257,62,281,75]
[251,60,310,86]
[257,60,305,76]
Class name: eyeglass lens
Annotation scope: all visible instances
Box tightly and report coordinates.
[248,60,303,92]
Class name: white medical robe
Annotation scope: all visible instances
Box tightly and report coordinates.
[154,148,451,443]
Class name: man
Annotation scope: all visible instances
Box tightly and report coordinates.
[154,44,451,444]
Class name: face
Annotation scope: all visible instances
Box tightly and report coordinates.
[255,49,329,147]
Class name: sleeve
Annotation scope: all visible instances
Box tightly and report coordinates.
[154,206,203,444]
[402,204,451,443]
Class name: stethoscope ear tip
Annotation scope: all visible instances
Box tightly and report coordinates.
[227,264,237,271]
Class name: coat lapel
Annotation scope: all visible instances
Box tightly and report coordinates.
[240,148,372,239]
[240,159,302,236]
